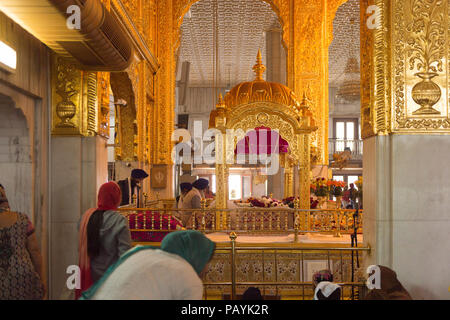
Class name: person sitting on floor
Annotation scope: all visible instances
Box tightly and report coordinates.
[314,281,341,300]
[80,230,215,300]
[313,269,334,289]
[242,287,263,300]
[363,265,412,300]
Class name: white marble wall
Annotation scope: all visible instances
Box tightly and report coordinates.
[0,104,32,218]
[50,136,108,299]
[252,178,267,198]
[364,135,450,300]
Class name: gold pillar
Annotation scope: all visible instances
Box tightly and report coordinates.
[215,131,229,230]
[299,134,311,209]
[150,0,175,197]
[283,165,294,199]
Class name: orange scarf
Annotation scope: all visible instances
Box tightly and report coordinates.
[75,208,96,300]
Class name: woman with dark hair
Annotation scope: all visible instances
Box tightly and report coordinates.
[0,184,45,300]
[76,182,132,299]
[80,230,215,300]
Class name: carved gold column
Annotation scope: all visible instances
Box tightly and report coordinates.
[298,133,311,209]
[153,0,175,198]
[360,0,376,139]
[298,93,318,209]
[289,0,348,165]
[283,166,294,198]
[281,153,294,198]
[97,72,111,138]
[214,96,228,229]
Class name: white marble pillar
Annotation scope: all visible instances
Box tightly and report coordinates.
[265,29,286,199]
[50,136,108,299]
[363,135,450,299]
[265,30,286,85]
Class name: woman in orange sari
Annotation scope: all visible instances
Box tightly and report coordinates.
[76,182,132,299]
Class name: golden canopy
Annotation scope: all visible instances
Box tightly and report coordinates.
[210,50,315,128]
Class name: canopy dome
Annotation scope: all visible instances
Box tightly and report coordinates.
[223,50,301,110]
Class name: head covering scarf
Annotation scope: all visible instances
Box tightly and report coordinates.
[160,230,215,275]
[364,266,412,300]
[80,230,215,300]
[192,178,209,191]
[314,282,341,300]
[76,182,122,299]
[243,287,263,300]
[313,269,333,286]
[180,183,193,193]
[0,184,10,213]
[131,169,149,180]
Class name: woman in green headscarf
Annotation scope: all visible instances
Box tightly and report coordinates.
[81,230,215,300]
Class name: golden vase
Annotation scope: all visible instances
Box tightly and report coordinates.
[411,72,441,115]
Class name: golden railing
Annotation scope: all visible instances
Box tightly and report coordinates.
[135,233,370,300]
[118,206,363,240]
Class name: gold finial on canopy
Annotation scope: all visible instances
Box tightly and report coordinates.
[253,49,266,81]
[216,93,226,109]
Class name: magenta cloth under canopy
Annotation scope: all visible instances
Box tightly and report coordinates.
[235,126,289,155]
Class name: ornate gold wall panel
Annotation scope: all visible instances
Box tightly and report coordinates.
[97,72,111,138]
[52,55,82,135]
[290,0,349,165]
[110,72,137,161]
[52,55,101,137]
[392,0,450,133]
[86,73,98,136]
[360,0,375,139]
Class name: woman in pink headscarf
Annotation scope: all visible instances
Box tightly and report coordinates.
[76,182,132,299]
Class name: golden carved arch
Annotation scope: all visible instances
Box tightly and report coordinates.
[211,52,317,210]
[225,103,301,163]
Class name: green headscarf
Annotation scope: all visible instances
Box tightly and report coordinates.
[80,230,215,300]
[161,230,215,275]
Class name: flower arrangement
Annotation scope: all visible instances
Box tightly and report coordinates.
[311,178,346,198]
[310,178,329,197]
[310,197,319,209]
[328,180,347,197]
[353,177,363,203]
[248,196,288,208]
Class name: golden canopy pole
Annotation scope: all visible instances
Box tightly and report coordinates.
[281,153,294,198]
[298,93,317,210]
[214,95,228,230]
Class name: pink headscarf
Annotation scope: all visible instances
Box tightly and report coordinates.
[75,182,121,299]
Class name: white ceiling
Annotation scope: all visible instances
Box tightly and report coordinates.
[178,0,360,88]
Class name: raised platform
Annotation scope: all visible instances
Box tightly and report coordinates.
[206,232,363,247]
